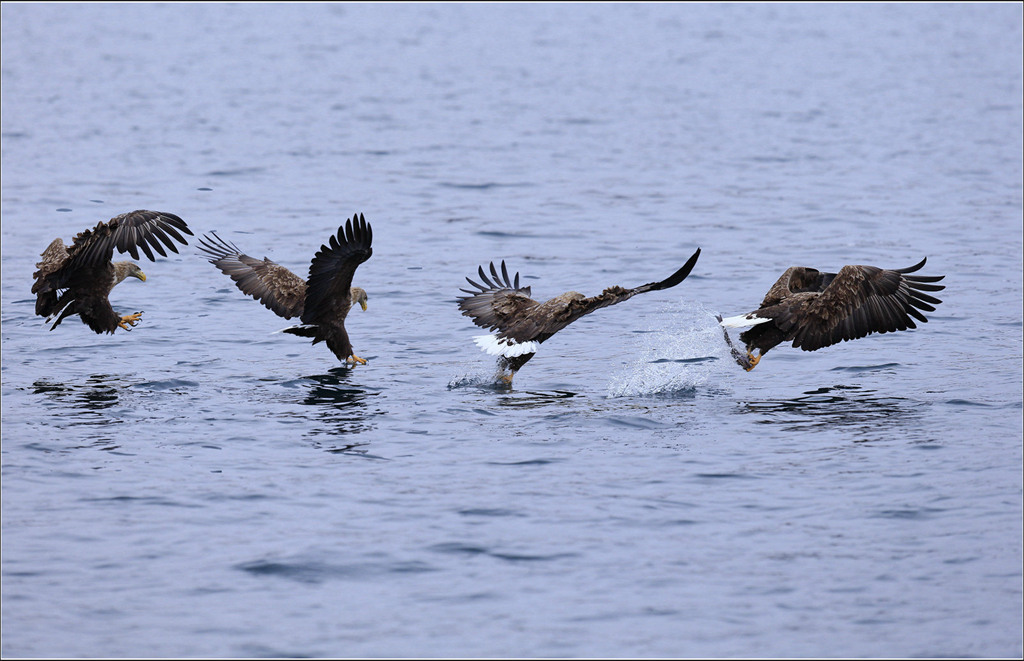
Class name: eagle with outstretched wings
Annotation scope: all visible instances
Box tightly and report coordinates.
[197,213,373,364]
[458,248,702,384]
[32,210,193,333]
[718,258,945,370]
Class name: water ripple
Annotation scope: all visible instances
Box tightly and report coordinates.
[236,558,437,584]
[429,543,578,563]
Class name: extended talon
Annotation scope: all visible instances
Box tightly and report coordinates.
[745,351,761,372]
[118,312,143,331]
[346,354,367,365]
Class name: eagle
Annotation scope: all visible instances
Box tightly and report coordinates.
[31,210,193,333]
[717,257,945,370]
[197,213,373,364]
[457,248,702,384]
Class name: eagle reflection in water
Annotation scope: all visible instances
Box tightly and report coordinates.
[296,368,381,445]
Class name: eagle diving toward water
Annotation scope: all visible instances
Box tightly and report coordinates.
[717,258,945,371]
[32,210,193,333]
[457,248,702,385]
[197,213,373,364]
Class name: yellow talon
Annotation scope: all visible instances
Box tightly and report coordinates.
[745,351,761,372]
[347,354,367,365]
[118,312,143,331]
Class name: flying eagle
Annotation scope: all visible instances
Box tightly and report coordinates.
[197,213,373,364]
[457,248,702,384]
[717,258,945,370]
[32,210,193,333]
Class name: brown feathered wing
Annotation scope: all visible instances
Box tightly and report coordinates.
[199,214,373,362]
[768,259,946,351]
[457,260,544,343]
[458,248,701,345]
[197,232,307,319]
[300,214,373,330]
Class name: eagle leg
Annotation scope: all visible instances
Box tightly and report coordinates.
[118,311,144,331]
[744,351,761,372]
[346,354,368,365]
[492,365,516,387]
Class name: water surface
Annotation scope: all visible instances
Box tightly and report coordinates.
[2,3,1021,658]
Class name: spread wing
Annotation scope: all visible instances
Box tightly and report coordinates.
[557,247,703,328]
[66,210,193,272]
[457,260,544,343]
[784,258,945,351]
[753,266,825,309]
[458,248,701,344]
[301,213,373,327]
[33,211,192,294]
[31,238,71,308]
[197,232,307,319]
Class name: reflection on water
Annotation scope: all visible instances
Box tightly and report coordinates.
[738,384,925,440]
[303,370,369,407]
[497,390,577,409]
[33,374,121,411]
[447,371,580,408]
[2,3,1019,657]
[30,374,127,449]
[286,368,383,445]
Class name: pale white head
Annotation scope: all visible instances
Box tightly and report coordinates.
[350,286,368,311]
[112,261,147,287]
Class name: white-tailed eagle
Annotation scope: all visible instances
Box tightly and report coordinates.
[197,213,372,364]
[717,258,945,370]
[32,210,193,333]
[458,248,702,384]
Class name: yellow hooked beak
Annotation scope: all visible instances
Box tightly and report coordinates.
[133,270,147,282]
[359,300,368,311]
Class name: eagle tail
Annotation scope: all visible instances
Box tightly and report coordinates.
[719,312,772,329]
[36,291,58,317]
[472,334,540,358]
[277,324,318,337]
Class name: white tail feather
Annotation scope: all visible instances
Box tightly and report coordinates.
[719,313,772,329]
[472,334,539,358]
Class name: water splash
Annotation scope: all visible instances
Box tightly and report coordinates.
[447,366,511,391]
[607,301,730,397]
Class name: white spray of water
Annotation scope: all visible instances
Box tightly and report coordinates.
[606,301,730,397]
[447,361,515,390]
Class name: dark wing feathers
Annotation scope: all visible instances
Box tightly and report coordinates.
[462,260,525,295]
[791,258,945,351]
[199,213,373,362]
[637,247,702,293]
[457,260,541,342]
[197,231,307,319]
[70,210,193,270]
[31,210,192,334]
[555,247,703,325]
[458,248,701,344]
[301,213,373,326]
[31,238,69,299]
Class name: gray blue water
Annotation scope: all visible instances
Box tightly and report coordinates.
[2,3,1022,658]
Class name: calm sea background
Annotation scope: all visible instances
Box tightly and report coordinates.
[2,3,1021,658]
